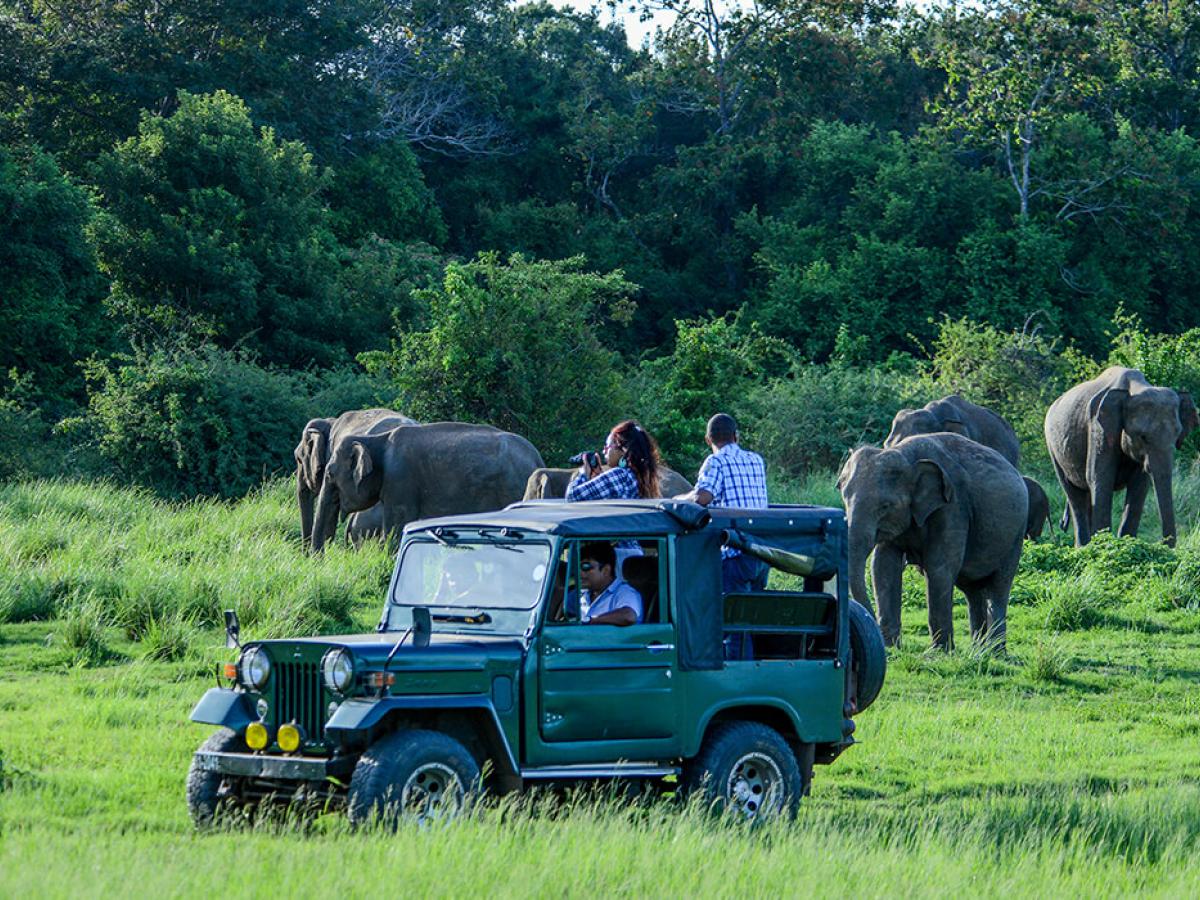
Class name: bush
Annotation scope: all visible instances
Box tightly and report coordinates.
[77,343,388,499]
[736,362,910,478]
[912,317,1098,464]
[55,598,111,666]
[365,252,637,463]
[630,313,795,473]
[1035,571,1108,631]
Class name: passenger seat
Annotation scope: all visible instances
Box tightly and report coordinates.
[622,556,659,622]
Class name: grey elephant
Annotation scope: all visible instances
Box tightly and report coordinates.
[521,466,693,500]
[1023,476,1051,540]
[838,433,1028,651]
[294,409,415,548]
[1045,367,1198,547]
[886,395,1020,466]
[312,422,545,551]
[344,505,387,548]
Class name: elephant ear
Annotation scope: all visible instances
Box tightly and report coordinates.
[351,441,373,486]
[1088,386,1127,448]
[1178,390,1199,449]
[912,459,953,527]
[301,428,328,491]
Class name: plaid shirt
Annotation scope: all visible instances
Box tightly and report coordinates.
[695,443,768,558]
[566,466,640,501]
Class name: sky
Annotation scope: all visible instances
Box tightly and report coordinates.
[555,1,946,50]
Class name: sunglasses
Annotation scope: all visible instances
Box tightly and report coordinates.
[580,561,601,572]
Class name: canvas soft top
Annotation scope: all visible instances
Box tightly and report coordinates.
[406,499,843,541]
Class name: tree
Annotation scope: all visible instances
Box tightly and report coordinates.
[0,0,378,167]
[0,144,110,402]
[363,252,637,460]
[924,0,1106,219]
[90,91,349,368]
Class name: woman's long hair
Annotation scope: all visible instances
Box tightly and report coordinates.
[610,420,662,498]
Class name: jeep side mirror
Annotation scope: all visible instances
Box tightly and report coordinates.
[412,607,431,648]
[224,609,241,650]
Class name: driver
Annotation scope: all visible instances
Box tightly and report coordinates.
[579,542,643,626]
[433,553,480,605]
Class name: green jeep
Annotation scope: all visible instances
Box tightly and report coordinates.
[187,500,885,824]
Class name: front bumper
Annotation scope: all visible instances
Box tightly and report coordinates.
[193,751,356,781]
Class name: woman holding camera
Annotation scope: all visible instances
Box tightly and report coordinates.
[566,420,662,502]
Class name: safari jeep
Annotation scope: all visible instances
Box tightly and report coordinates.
[187,500,885,825]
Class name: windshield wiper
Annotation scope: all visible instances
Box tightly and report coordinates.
[431,611,493,625]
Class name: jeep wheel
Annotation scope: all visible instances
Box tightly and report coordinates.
[848,599,886,712]
[186,728,248,827]
[347,729,481,828]
[683,721,804,820]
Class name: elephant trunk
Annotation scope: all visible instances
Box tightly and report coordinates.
[847,515,876,615]
[298,479,316,549]
[311,483,341,553]
[1149,452,1177,547]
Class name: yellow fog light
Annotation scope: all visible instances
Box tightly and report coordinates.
[245,721,270,751]
[277,723,303,753]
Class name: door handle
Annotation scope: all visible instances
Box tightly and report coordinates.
[645,642,675,653]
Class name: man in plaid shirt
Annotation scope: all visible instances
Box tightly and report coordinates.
[680,413,770,593]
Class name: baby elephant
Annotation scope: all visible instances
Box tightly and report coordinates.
[838,433,1028,651]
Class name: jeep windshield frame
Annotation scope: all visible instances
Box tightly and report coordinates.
[383,533,554,637]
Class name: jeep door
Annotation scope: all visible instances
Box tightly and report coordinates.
[531,538,681,762]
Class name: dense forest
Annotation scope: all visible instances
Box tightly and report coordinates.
[2,0,1199,494]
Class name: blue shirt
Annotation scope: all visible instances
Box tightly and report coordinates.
[695,442,768,558]
[566,467,639,501]
[583,577,644,623]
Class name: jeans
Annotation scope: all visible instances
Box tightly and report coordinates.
[722,553,768,594]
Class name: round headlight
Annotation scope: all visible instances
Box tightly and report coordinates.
[322,649,355,694]
[239,646,271,690]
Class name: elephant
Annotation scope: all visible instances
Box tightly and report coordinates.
[311,422,546,551]
[345,505,387,548]
[838,433,1028,651]
[293,409,415,548]
[1045,367,1198,547]
[521,466,694,500]
[886,395,1020,466]
[1023,476,1051,540]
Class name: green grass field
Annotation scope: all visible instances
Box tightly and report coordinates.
[3,476,1200,897]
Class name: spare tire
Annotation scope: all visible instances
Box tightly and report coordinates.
[848,600,886,713]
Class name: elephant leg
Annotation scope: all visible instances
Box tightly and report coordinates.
[924,568,957,652]
[963,584,988,644]
[871,544,905,647]
[1118,468,1150,539]
[1053,457,1092,547]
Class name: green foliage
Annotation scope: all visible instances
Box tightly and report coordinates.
[366,252,637,462]
[913,317,1098,463]
[54,597,110,666]
[90,91,347,368]
[737,363,911,479]
[0,146,110,400]
[327,142,447,247]
[1034,571,1107,632]
[1027,637,1074,684]
[76,344,386,499]
[631,313,795,472]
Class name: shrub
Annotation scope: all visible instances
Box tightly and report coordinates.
[76,343,387,499]
[737,362,910,478]
[365,252,637,463]
[1028,637,1074,684]
[630,313,795,473]
[139,614,198,662]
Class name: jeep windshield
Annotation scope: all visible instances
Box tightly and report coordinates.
[385,535,552,635]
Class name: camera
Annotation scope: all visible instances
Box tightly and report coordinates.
[569,450,602,470]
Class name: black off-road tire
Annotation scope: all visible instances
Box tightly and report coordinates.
[347,729,481,828]
[682,721,804,820]
[186,728,248,827]
[848,599,886,713]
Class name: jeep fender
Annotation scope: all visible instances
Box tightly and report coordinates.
[327,696,518,775]
[689,698,808,757]
[190,688,256,733]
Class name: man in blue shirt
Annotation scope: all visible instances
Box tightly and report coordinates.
[679,413,770,593]
[579,542,644,626]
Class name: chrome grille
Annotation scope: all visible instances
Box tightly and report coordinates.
[273,661,325,739]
